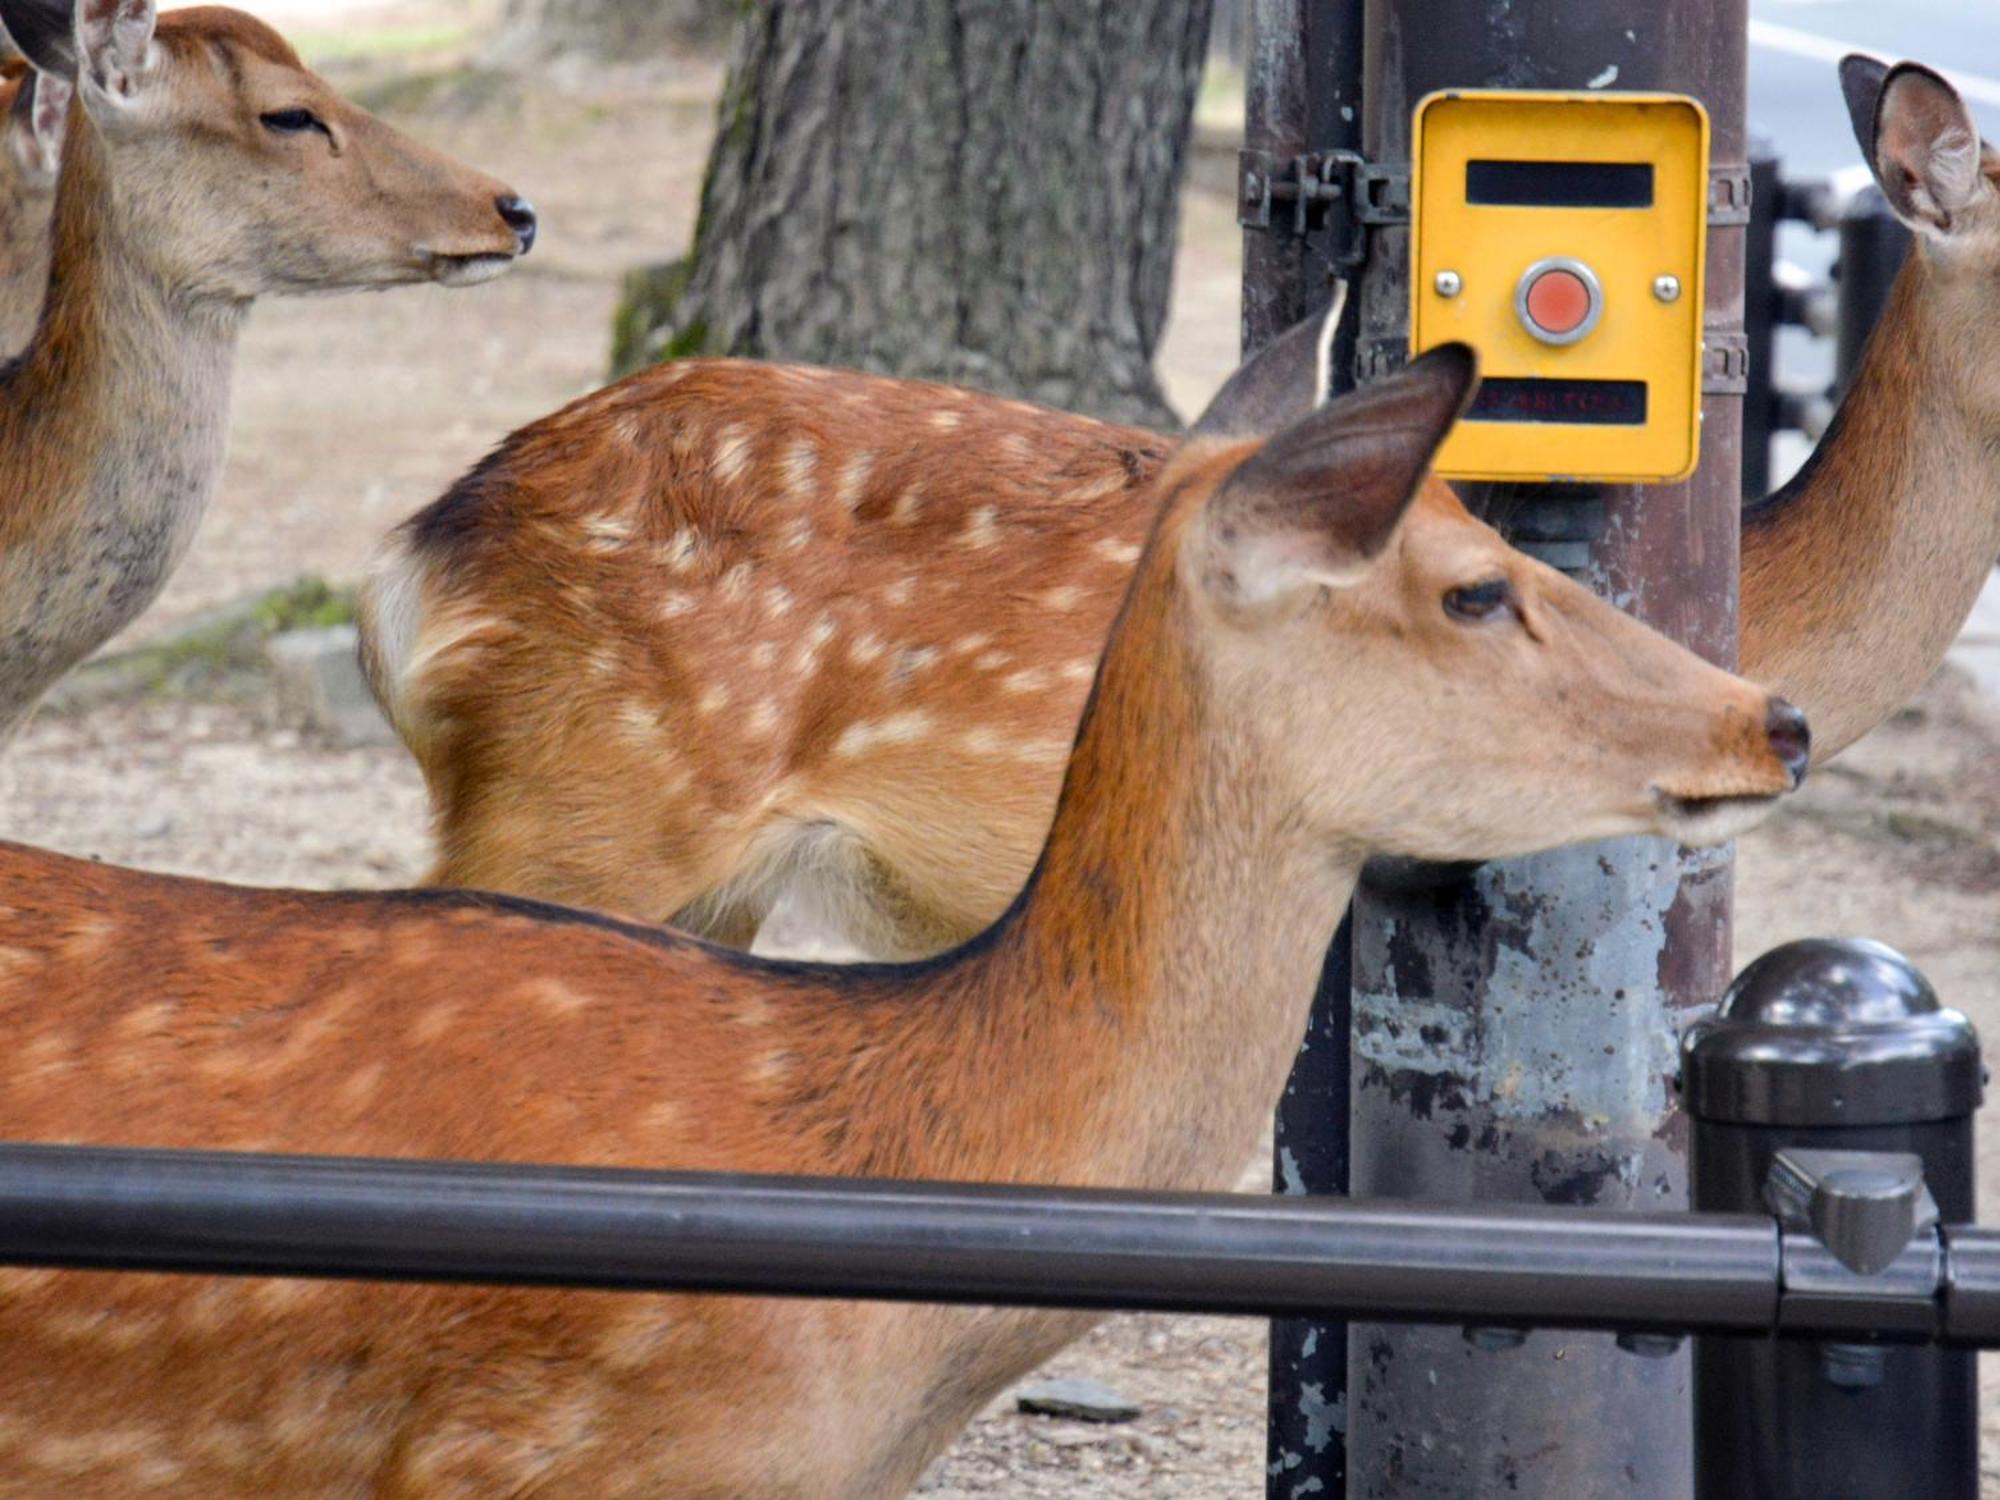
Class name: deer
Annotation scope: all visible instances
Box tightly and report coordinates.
[1740,55,2000,753]
[361,51,1998,961]
[0,59,64,353]
[0,0,538,741]
[0,344,1807,1497]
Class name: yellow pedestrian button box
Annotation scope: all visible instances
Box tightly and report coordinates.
[1410,90,1710,483]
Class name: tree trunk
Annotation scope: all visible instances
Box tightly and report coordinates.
[496,0,740,61]
[618,0,1214,428]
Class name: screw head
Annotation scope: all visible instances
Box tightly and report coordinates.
[1653,274,1682,303]
[1821,1342,1888,1390]
[1434,270,1463,298]
[1616,1331,1686,1360]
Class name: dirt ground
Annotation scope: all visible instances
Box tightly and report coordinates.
[3,4,1998,1493]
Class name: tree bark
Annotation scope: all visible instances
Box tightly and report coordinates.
[496,0,740,61]
[618,0,1214,428]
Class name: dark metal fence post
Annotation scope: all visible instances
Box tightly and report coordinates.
[1742,146,1780,498]
[1250,4,1365,1497]
[1343,2,1748,1493]
[1682,939,1982,1500]
[1832,186,1911,395]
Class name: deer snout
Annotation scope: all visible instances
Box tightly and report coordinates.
[496,195,538,256]
[1766,697,1810,789]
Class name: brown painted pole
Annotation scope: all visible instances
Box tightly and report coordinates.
[1344,1,1748,1493]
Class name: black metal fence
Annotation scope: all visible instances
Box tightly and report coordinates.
[0,940,1987,1498]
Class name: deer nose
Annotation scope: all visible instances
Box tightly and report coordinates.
[496,195,538,255]
[1766,698,1810,789]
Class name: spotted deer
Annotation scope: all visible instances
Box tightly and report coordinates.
[0,59,65,353]
[362,52,1997,960]
[0,0,537,740]
[0,346,1806,1497]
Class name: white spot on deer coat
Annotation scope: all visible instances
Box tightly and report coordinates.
[833,712,933,758]
[835,452,873,509]
[960,507,999,549]
[1095,538,1142,565]
[780,440,818,500]
[712,425,753,484]
[1003,668,1050,695]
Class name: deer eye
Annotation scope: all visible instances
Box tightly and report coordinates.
[1444,579,1513,622]
[260,108,329,138]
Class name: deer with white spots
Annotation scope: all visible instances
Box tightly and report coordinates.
[0,0,537,740]
[0,58,65,353]
[366,52,1997,961]
[0,344,1807,1497]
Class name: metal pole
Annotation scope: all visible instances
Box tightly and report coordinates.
[1246,3,1364,1496]
[1742,146,1780,498]
[0,1143,1797,1331]
[10,1141,2000,1346]
[1683,940,1982,1499]
[1346,2,1748,1494]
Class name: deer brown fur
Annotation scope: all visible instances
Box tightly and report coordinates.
[0,0,535,740]
[0,347,1805,1497]
[366,53,1994,960]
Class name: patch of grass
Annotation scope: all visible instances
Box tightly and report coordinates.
[42,578,359,714]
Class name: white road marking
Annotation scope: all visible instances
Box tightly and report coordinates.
[1748,20,2000,109]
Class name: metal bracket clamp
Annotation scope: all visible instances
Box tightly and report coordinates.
[1709,164,1753,227]
[1766,1149,1945,1345]
[1238,149,1410,266]
[1701,331,1750,396]
[1767,1149,1938,1275]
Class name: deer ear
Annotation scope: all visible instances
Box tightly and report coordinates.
[72,0,153,100]
[1839,54,1890,166]
[1189,283,1349,440]
[1199,343,1478,606]
[1867,62,1994,236]
[8,67,68,180]
[0,0,76,77]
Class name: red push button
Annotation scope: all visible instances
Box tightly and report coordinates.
[1516,258,1602,346]
[1526,269,1592,334]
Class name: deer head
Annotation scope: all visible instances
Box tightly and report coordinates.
[0,0,535,299]
[1155,342,1808,869]
[1840,56,2000,420]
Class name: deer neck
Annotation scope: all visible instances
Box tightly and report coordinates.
[0,170,49,357]
[947,525,1359,1193]
[1743,252,2000,755]
[0,115,242,726]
